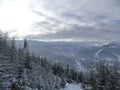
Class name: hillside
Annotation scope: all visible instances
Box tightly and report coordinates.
[0,32,85,90]
[0,33,67,90]
[17,40,120,70]
[1,32,120,90]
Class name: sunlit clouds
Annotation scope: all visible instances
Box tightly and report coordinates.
[0,0,120,41]
[0,0,45,38]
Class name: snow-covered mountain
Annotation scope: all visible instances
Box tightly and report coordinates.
[16,41,120,70]
[76,42,120,69]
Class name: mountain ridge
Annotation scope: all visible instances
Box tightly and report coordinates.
[16,40,120,70]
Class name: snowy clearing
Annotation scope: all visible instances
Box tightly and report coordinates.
[61,83,83,90]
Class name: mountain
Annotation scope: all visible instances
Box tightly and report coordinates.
[76,42,120,69]
[16,40,120,70]
[1,35,120,89]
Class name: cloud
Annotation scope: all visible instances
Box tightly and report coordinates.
[27,0,120,41]
[0,0,120,41]
[27,21,120,41]
[34,0,120,18]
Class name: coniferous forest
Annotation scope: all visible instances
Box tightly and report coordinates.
[0,31,120,90]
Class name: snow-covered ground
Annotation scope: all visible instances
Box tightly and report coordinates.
[61,83,83,90]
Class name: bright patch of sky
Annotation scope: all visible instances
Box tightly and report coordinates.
[0,0,45,38]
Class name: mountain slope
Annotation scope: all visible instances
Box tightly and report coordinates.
[17,41,120,70]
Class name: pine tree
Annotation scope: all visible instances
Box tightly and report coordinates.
[11,37,16,50]
[10,82,19,90]
[60,74,66,88]
[23,38,28,50]
[23,39,32,72]
[86,68,96,90]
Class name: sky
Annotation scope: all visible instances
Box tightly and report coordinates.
[0,0,120,41]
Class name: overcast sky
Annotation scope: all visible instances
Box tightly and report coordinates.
[0,0,120,41]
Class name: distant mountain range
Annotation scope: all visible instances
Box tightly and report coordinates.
[16,40,120,71]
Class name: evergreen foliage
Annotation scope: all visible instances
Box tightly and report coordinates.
[0,31,120,90]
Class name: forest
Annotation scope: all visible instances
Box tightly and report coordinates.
[0,31,120,90]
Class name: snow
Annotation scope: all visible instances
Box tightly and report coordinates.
[105,57,113,61]
[61,83,83,90]
[113,53,120,62]
[95,49,103,59]
[109,45,118,49]
[75,60,86,72]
